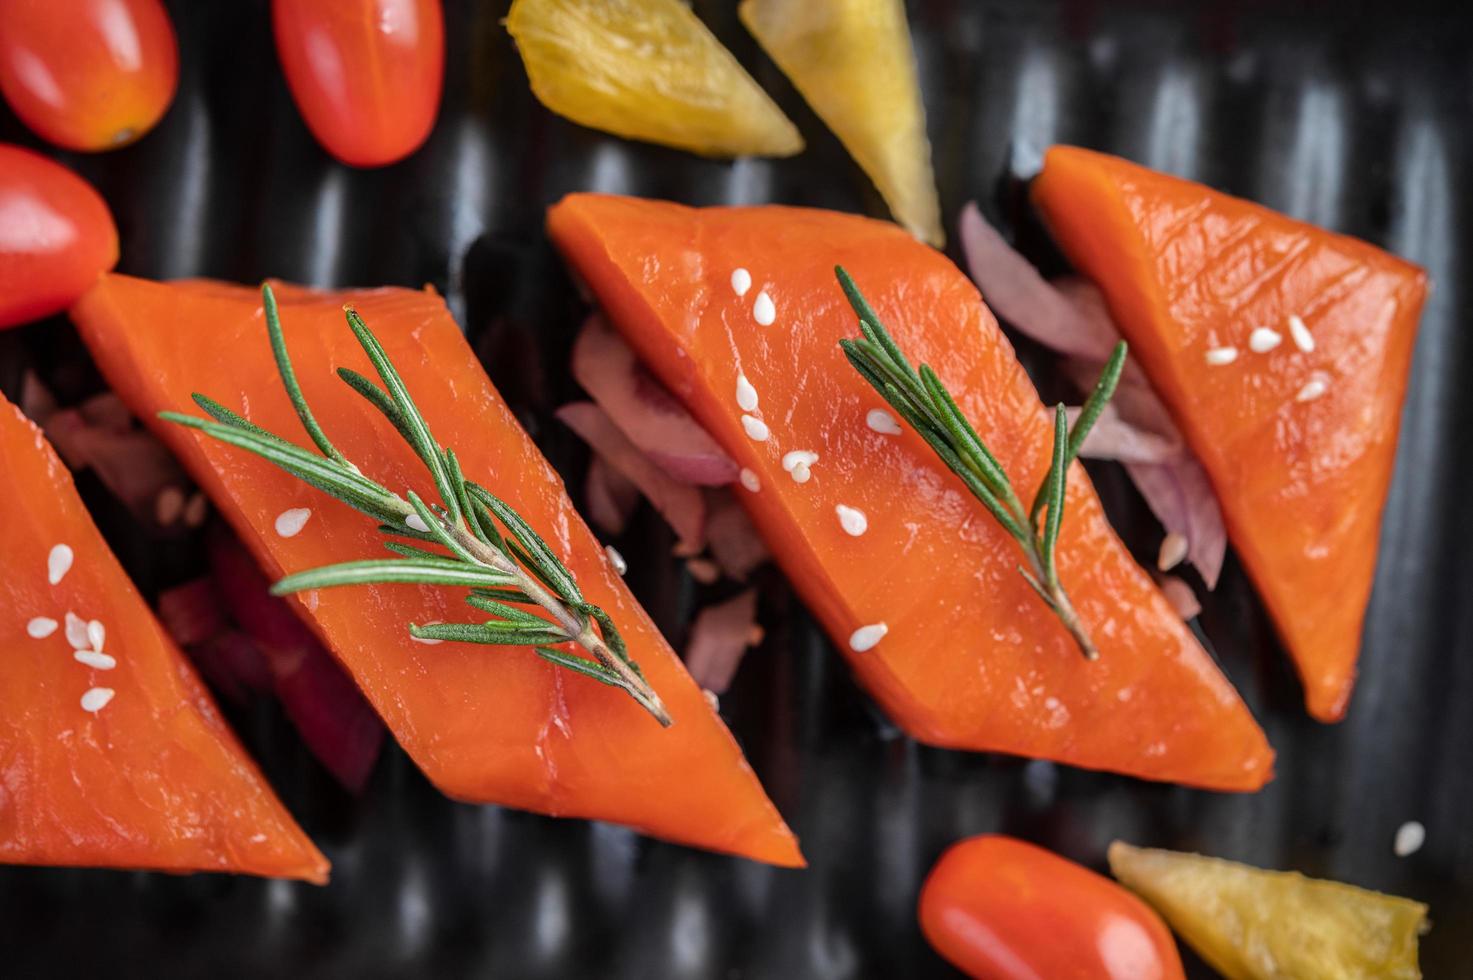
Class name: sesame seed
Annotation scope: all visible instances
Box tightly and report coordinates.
[605,545,628,575]
[1157,532,1189,571]
[866,409,903,435]
[405,513,431,533]
[274,507,312,538]
[836,504,868,536]
[730,268,752,297]
[1296,376,1329,402]
[735,374,759,412]
[1394,821,1425,857]
[739,467,761,492]
[1288,314,1315,352]
[26,617,58,639]
[183,492,209,528]
[48,544,73,585]
[80,687,115,713]
[790,462,811,483]
[752,290,775,326]
[740,414,770,441]
[155,486,186,525]
[410,623,443,645]
[702,688,720,712]
[1205,346,1238,365]
[782,450,818,472]
[74,651,117,670]
[849,622,888,652]
[1248,327,1283,353]
[86,620,105,652]
[64,612,90,650]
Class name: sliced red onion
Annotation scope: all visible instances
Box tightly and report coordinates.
[958,201,1227,588]
[572,315,738,487]
[556,401,706,555]
[585,454,639,536]
[157,578,229,648]
[208,527,385,794]
[683,589,760,695]
[1157,575,1203,620]
[704,491,769,581]
[44,407,190,524]
[187,630,272,705]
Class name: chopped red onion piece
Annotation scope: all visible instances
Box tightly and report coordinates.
[684,590,760,695]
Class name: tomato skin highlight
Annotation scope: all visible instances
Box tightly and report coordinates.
[0,0,178,151]
[919,835,1185,980]
[0,144,118,328]
[272,0,444,167]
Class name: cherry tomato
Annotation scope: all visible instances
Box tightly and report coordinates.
[0,0,178,151]
[919,835,1185,980]
[0,144,118,327]
[272,0,444,167]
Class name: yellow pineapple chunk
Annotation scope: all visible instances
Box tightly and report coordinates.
[1110,842,1429,980]
[738,0,943,245]
[506,0,803,158]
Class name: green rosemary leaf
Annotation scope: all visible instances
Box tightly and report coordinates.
[262,284,348,467]
[470,587,534,606]
[410,620,571,647]
[270,558,518,596]
[1067,340,1128,463]
[579,603,639,676]
[161,411,402,522]
[918,365,1012,496]
[464,593,548,624]
[445,449,495,547]
[533,647,623,688]
[1041,405,1069,583]
[337,367,416,447]
[190,394,290,444]
[466,483,583,603]
[343,308,460,524]
[383,540,447,561]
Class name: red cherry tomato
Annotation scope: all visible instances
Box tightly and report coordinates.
[0,0,178,152]
[271,0,444,167]
[919,835,1185,980]
[0,144,118,328]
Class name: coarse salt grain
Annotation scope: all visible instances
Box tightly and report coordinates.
[730,268,752,297]
[1288,314,1315,352]
[74,650,117,670]
[866,409,902,435]
[275,507,312,538]
[80,687,114,713]
[1394,821,1425,857]
[1157,531,1189,571]
[752,290,775,326]
[739,468,761,492]
[605,545,628,575]
[849,622,888,652]
[836,504,868,536]
[48,544,73,585]
[26,617,58,639]
[1205,346,1238,365]
[741,414,770,442]
[1248,327,1283,353]
[735,374,759,412]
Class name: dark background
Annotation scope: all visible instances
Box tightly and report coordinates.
[1,0,1470,976]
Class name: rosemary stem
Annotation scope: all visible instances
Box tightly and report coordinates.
[1021,545,1098,661]
[439,512,673,727]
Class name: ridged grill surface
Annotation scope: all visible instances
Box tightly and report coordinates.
[1,1,1470,976]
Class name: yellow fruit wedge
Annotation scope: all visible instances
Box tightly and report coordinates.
[1109,842,1430,980]
[506,0,803,158]
[738,0,943,245]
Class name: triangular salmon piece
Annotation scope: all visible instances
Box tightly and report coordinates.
[1109,842,1428,979]
[1032,146,1428,721]
[0,394,328,881]
[549,193,1273,791]
[70,275,802,867]
[739,0,943,245]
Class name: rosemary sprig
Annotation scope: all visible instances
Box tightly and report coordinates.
[162,285,671,726]
[835,267,1127,660]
